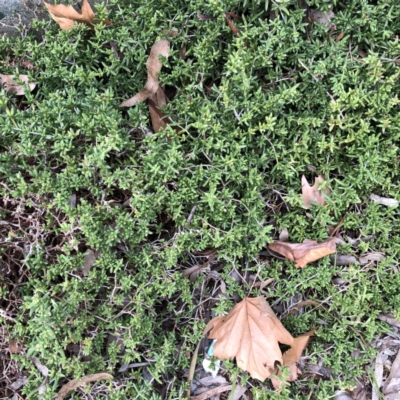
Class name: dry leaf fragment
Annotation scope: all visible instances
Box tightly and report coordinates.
[10,376,28,391]
[119,40,170,107]
[309,9,335,28]
[269,238,336,268]
[225,12,240,36]
[204,297,294,381]
[191,385,233,400]
[0,74,36,95]
[279,228,289,242]
[56,373,113,400]
[335,391,354,400]
[82,249,101,276]
[377,313,400,329]
[335,32,345,42]
[148,86,168,133]
[301,175,330,209]
[30,357,49,377]
[370,194,399,207]
[383,350,400,400]
[43,0,110,30]
[271,330,315,390]
[359,252,385,265]
[9,338,22,354]
[331,254,358,266]
[372,352,384,400]
[231,385,247,400]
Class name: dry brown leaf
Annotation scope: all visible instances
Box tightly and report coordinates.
[9,338,22,354]
[225,13,240,36]
[0,74,36,95]
[335,32,345,42]
[148,86,168,133]
[269,238,336,268]
[271,330,314,390]
[119,40,170,107]
[301,175,329,208]
[43,0,110,30]
[383,350,400,400]
[204,296,294,381]
[179,46,187,59]
[56,373,113,400]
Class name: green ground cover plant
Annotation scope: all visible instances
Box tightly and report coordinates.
[1,0,400,398]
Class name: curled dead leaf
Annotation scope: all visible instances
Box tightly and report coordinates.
[0,74,36,95]
[44,0,110,30]
[56,373,113,400]
[148,86,168,133]
[301,175,330,209]
[268,238,337,268]
[204,297,294,381]
[119,39,170,107]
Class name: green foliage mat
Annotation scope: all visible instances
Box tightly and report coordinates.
[1,0,400,398]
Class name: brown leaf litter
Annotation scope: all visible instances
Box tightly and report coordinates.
[270,330,315,390]
[44,0,110,30]
[301,175,330,209]
[382,349,400,400]
[0,74,36,95]
[204,296,312,385]
[119,38,171,108]
[269,238,337,268]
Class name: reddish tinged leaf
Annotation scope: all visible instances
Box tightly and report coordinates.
[43,0,110,30]
[301,175,330,209]
[268,238,337,268]
[119,40,170,107]
[204,297,294,381]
